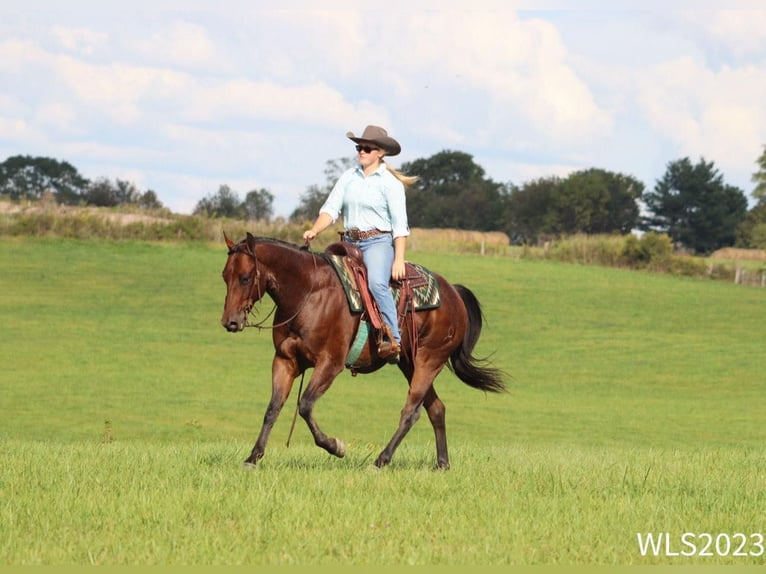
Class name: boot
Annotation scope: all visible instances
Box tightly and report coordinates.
[377,339,401,364]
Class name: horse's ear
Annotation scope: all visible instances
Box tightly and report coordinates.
[246,232,257,254]
[223,230,234,250]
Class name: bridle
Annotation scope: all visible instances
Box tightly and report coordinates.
[227,239,319,330]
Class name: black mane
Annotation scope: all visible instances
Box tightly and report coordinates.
[229,235,311,256]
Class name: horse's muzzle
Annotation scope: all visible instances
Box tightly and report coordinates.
[222,321,241,332]
[221,313,246,332]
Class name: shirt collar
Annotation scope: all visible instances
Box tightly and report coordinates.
[354,162,387,177]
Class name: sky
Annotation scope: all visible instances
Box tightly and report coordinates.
[1,0,765,217]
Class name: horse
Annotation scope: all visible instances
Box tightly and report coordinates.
[220,232,506,469]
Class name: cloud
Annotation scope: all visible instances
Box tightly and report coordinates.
[680,9,766,60]
[35,102,79,132]
[0,39,47,73]
[133,21,220,70]
[637,56,766,187]
[178,79,386,128]
[364,10,612,151]
[52,26,108,57]
[1,2,764,215]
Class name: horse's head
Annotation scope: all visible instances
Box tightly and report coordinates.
[221,232,263,332]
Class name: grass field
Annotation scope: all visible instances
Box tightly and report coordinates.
[1,237,765,565]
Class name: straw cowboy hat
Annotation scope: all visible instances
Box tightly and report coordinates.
[346,125,401,156]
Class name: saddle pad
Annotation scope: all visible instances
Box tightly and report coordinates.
[325,255,441,313]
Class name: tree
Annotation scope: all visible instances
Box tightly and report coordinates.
[405,150,487,190]
[504,176,559,243]
[642,157,748,254]
[137,190,164,210]
[290,184,330,223]
[290,157,356,223]
[193,185,243,218]
[402,150,509,231]
[736,202,766,249]
[113,179,142,205]
[504,169,643,243]
[83,177,120,207]
[752,145,766,203]
[0,155,89,204]
[242,188,274,221]
[554,169,643,235]
[83,177,142,207]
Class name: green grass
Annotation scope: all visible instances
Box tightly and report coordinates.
[1,238,765,565]
[2,441,764,565]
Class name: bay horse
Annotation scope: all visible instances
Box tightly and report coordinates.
[220,232,506,469]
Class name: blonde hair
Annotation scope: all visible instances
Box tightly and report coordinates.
[384,162,419,187]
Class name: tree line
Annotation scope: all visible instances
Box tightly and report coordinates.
[0,155,164,210]
[3,147,766,254]
[287,148,766,254]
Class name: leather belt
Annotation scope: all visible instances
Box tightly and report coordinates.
[345,228,390,242]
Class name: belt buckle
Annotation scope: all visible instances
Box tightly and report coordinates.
[347,228,362,242]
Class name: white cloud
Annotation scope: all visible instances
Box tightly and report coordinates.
[239,10,365,81]
[133,21,219,70]
[0,39,48,73]
[378,10,612,150]
[51,56,192,124]
[52,26,108,57]
[637,56,766,187]
[681,9,766,59]
[34,103,79,132]
[178,79,386,128]
[0,117,32,140]
[1,2,764,214]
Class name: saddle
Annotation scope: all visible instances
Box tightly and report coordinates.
[324,241,439,366]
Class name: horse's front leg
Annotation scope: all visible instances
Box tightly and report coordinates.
[298,361,347,458]
[244,356,296,466]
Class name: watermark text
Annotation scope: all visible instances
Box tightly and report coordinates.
[637,532,764,558]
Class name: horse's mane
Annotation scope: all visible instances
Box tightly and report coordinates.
[243,236,306,251]
[229,235,310,253]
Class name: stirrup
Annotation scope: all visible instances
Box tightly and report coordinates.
[378,340,401,363]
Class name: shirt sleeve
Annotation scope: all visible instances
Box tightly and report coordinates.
[319,169,350,223]
[387,176,410,238]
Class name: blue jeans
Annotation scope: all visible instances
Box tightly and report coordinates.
[352,233,400,344]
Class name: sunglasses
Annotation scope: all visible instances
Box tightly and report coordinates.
[355,144,379,153]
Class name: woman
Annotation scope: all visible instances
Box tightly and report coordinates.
[303,125,417,363]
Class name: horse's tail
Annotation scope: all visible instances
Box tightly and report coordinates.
[448,284,507,394]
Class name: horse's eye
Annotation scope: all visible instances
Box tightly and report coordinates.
[240,274,250,285]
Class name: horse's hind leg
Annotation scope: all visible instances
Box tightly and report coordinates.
[423,387,450,470]
[375,369,439,468]
[298,363,346,458]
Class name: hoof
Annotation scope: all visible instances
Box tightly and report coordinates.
[335,438,346,458]
[242,461,258,471]
[373,455,390,468]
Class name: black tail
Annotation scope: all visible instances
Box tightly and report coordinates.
[448,285,507,393]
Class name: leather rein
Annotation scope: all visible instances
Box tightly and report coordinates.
[229,240,318,330]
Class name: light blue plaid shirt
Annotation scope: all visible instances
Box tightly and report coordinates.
[320,163,410,238]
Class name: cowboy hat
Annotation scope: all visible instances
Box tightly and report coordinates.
[346,125,401,156]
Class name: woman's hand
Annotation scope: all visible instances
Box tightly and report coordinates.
[303,213,333,243]
[391,258,406,281]
[391,236,407,281]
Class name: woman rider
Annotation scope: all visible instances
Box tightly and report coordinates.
[303,125,417,363]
